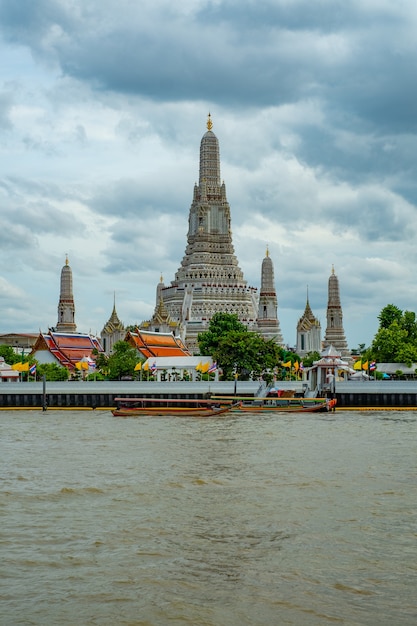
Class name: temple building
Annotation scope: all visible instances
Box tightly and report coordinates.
[100,296,125,355]
[255,247,284,344]
[125,329,191,359]
[29,258,105,372]
[322,266,350,357]
[296,291,322,356]
[146,114,258,353]
[56,256,76,333]
[30,330,104,371]
[140,276,181,336]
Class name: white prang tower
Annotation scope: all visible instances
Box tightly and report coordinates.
[158,114,258,353]
[323,266,349,356]
[56,255,76,333]
[256,247,284,344]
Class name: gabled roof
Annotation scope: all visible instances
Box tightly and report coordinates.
[30,332,104,369]
[125,329,191,359]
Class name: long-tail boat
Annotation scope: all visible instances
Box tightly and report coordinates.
[112,397,236,417]
[212,396,337,413]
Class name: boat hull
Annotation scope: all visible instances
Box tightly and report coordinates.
[215,397,337,413]
[112,403,234,418]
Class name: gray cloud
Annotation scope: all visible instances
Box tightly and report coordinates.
[1,0,417,346]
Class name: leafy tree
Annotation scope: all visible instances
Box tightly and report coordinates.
[107,341,138,380]
[300,351,321,368]
[378,304,402,329]
[0,345,22,365]
[368,305,417,366]
[401,310,417,341]
[92,348,109,377]
[198,313,247,356]
[198,313,284,380]
[37,362,69,381]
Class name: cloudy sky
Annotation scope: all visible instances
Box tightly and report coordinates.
[1,0,417,350]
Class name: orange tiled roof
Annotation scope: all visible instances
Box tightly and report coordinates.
[126,329,191,359]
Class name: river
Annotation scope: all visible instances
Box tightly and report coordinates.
[1,409,416,625]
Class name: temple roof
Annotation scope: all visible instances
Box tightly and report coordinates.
[125,329,191,359]
[30,331,104,369]
[102,300,124,333]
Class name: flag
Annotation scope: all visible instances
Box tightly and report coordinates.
[294,361,299,372]
[150,362,157,374]
[195,361,202,371]
[353,359,362,371]
[11,363,23,371]
[369,361,376,371]
[362,361,369,371]
[143,361,149,371]
[20,362,29,372]
[87,359,96,369]
[282,361,292,368]
[201,362,210,373]
[299,362,304,371]
[29,364,36,376]
[208,361,217,373]
[134,362,142,371]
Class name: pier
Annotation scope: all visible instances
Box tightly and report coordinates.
[1,380,417,410]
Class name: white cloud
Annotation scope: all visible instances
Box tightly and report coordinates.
[1,0,417,350]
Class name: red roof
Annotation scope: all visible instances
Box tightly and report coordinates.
[31,332,104,369]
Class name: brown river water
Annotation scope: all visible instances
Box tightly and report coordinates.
[1,409,416,625]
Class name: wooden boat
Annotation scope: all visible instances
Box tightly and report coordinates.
[112,397,235,417]
[212,396,337,413]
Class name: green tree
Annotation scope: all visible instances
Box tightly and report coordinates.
[300,351,321,368]
[107,341,138,380]
[368,305,417,366]
[378,304,402,329]
[198,313,247,356]
[370,322,408,364]
[198,314,284,381]
[0,345,22,365]
[92,348,109,377]
[37,363,69,381]
[401,310,417,341]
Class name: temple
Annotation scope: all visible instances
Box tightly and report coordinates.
[56,256,76,333]
[146,115,259,353]
[296,290,321,356]
[30,331,103,371]
[100,295,125,355]
[256,247,284,344]
[323,266,349,357]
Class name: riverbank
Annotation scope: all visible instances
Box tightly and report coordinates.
[1,379,417,409]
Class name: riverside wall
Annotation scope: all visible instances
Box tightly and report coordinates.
[1,380,417,409]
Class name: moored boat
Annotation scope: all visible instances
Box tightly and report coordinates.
[112,397,235,417]
[212,396,337,413]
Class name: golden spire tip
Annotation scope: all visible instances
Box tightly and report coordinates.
[207,112,213,131]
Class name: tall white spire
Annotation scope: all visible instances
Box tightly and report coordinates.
[323,266,349,356]
[56,255,76,333]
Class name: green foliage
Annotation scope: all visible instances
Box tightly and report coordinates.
[299,351,320,368]
[378,304,403,329]
[0,345,22,365]
[197,313,284,380]
[198,313,247,356]
[92,349,109,376]
[369,305,417,366]
[107,341,138,380]
[37,362,69,381]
